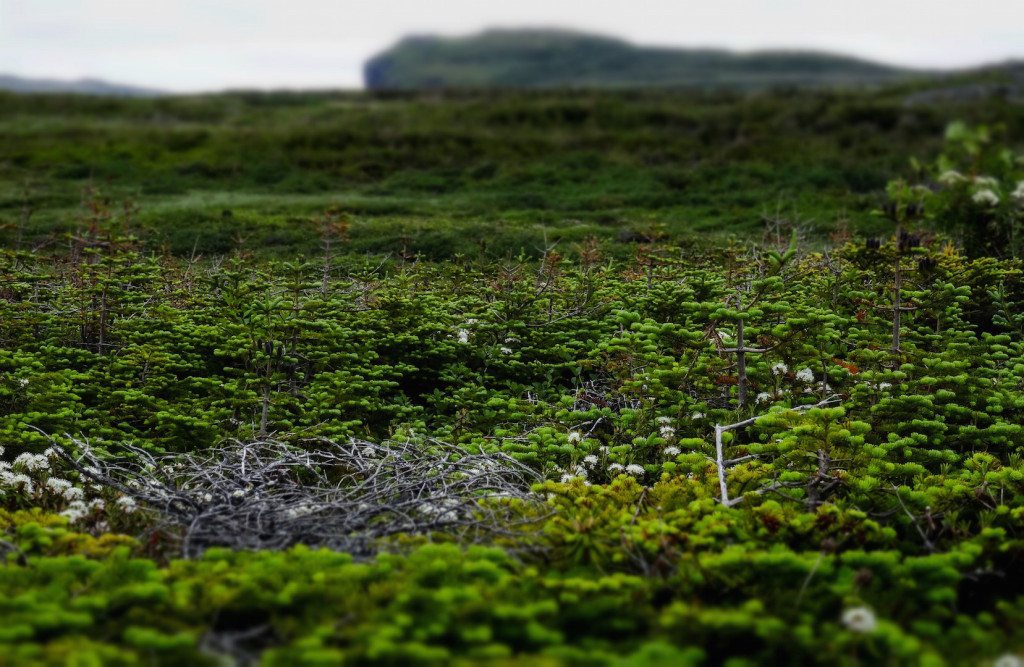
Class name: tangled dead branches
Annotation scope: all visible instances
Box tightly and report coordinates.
[52,436,545,558]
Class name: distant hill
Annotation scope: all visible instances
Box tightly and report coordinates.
[0,74,164,97]
[364,29,926,90]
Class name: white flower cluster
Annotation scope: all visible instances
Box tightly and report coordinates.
[45,477,84,502]
[662,446,680,458]
[625,464,645,477]
[755,392,773,405]
[795,367,815,383]
[14,452,50,473]
[566,430,582,444]
[1012,181,1024,204]
[994,653,1024,667]
[771,362,788,376]
[60,498,105,523]
[938,170,966,185]
[973,189,1001,207]
[841,606,877,633]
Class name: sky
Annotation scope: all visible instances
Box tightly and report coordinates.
[1,0,1022,92]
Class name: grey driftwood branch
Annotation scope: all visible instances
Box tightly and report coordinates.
[48,436,545,558]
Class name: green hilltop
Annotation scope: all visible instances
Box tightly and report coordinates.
[364,28,924,90]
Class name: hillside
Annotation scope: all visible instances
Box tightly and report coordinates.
[0,74,163,97]
[364,29,922,90]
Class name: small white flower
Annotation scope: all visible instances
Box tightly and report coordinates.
[231,489,246,498]
[14,453,49,472]
[691,412,705,420]
[659,425,676,438]
[1012,181,1024,203]
[582,455,599,467]
[625,464,645,477]
[45,477,72,493]
[566,431,582,444]
[116,496,137,513]
[608,463,624,473]
[457,329,470,343]
[973,175,1000,188]
[771,362,789,376]
[18,378,29,387]
[89,498,105,510]
[663,446,681,457]
[877,382,892,390]
[656,416,672,425]
[841,606,877,633]
[994,653,1024,667]
[973,189,1000,206]
[60,500,89,523]
[202,493,213,503]
[755,392,772,404]
[795,368,815,383]
[499,346,513,354]
[938,170,966,185]
[4,473,33,494]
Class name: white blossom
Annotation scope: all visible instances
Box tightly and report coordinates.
[841,607,877,633]
[691,412,705,420]
[663,446,681,457]
[938,170,966,185]
[116,496,138,513]
[60,500,89,523]
[656,416,672,425]
[3,472,33,494]
[994,654,1024,667]
[659,425,676,438]
[45,477,72,493]
[582,455,599,467]
[973,175,1000,188]
[566,431,582,444]
[973,189,1000,206]
[795,368,815,383]
[625,464,645,476]
[608,463,624,473]
[499,346,513,354]
[14,453,49,473]
[1012,181,1024,203]
[755,392,772,404]
[771,362,789,376]
[457,329,470,343]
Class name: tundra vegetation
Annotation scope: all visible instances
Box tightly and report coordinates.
[1,85,1024,665]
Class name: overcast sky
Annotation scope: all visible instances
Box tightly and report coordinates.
[1,0,1022,92]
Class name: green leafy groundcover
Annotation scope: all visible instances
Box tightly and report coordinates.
[1,508,1022,667]
[3,220,1024,663]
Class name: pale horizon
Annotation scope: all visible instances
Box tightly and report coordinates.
[2,0,1023,93]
